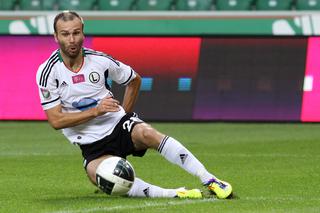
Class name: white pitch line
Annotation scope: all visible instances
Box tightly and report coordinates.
[47,196,320,213]
[47,198,217,213]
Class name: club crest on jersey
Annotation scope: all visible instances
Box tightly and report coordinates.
[40,88,51,99]
[72,74,85,84]
[89,72,100,83]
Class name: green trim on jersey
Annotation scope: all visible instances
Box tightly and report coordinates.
[57,49,63,62]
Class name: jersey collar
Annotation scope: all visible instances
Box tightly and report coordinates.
[57,48,86,62]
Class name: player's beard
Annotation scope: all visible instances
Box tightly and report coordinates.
[59,39,83,59]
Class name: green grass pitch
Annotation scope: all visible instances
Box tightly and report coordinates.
[1,121,320,213]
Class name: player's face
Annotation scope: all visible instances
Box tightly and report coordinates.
[54,18,84,59]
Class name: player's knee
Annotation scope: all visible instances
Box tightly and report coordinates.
[85,155,113,185]
[141,126,155,141]
[86,159,102,185]
[141,126,164,148]
[133,123,164,149]
[86,166,97,185]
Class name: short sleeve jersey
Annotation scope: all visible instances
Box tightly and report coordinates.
[36,47,136,145]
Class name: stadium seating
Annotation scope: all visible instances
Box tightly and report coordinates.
[19,0,42,10]
[58,0,96,10]
[42,0,56,10]
[97,0,135,11]
[2,0,320,11]
[175,0,212,10]
[0,0,16,10]
[135,0,174,10]
[296,0,320,10]
[255,0,293,10]
[215,0,253,10]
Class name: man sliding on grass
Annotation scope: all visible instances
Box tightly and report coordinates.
[36,11,232,199]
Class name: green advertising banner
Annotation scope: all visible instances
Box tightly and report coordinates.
[0,12,319,35]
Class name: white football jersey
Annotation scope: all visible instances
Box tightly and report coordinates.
[36,47,136,145]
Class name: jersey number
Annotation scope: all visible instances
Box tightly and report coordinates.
[122,119,135,132]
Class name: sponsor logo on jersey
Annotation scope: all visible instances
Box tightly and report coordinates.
[40,88,51,99]
[72,74,85,84]
[72,97,99,111]
[89,72,100,83]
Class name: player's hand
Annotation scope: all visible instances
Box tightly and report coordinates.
[95,97,120,116]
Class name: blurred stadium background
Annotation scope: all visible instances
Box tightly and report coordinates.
[1,1,320,213]
[0,0,320,11]
[0,0,320,122]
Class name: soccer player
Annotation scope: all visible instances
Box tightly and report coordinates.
[36,11,232,199]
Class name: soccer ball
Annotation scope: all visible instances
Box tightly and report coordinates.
[96,156,135,196]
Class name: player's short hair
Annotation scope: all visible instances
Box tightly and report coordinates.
[53,11,84,33]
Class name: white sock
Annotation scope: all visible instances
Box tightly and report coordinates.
[158,136,216,184]
[127,177,178,198]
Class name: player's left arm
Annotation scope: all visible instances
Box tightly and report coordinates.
[122,73,141,113]
[107,57,141,113]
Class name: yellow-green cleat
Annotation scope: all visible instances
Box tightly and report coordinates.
[176,188,203,199]
[204,178,233,199]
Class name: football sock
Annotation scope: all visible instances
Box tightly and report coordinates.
[127,177,178,198]
[158,136,216,184]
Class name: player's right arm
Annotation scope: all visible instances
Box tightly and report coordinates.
[45,97,120,130]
